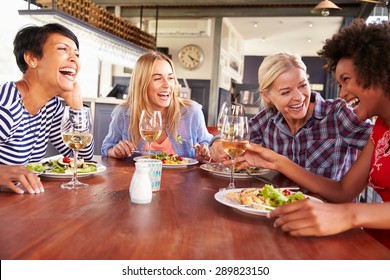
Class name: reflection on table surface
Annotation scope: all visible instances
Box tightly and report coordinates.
[1,156,389,260]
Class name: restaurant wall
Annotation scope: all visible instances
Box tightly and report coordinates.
[243,55,327,96]
[0,0,101,99]
[155,24,215,80]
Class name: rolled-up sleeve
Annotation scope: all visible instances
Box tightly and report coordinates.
[101,105,129,156]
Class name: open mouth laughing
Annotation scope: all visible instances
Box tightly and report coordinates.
[158,91,170,101]
[347,97,360,108]
[289,103,304,111]
[59,67,76,79]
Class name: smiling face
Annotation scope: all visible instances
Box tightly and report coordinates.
[263,67,311,129]
[34,33,80,94]
[147,59,175,111]
[335,58,377,121]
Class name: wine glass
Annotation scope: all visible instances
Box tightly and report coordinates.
[60,106,93,189]
[215,101,245,171]
[220,115,249,191]
[139,110,162,157]
[216,101,245,133]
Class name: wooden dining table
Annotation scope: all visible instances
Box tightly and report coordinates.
[1,155,389,260]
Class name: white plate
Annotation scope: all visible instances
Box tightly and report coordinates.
[200,163,271,179]
[38,164,106,179]
[133,156,198,168]
[33,156,106,179]
[214,188,322,216]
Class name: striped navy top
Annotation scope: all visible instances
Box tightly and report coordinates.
[0,82,94,165]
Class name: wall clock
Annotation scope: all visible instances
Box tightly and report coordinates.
[178,44,204,70]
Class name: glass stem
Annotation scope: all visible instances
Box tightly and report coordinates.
[72,150,78,184]
[230,159,235,186]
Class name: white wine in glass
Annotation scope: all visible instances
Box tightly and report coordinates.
[139,110,162,156]
[60,106,93,189]
[220,115,249,191]
[215,102,245,170]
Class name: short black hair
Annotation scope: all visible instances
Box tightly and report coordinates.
[13,23,79,73]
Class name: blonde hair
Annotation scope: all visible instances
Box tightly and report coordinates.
[121,51,191,145]
[258,53,308,109]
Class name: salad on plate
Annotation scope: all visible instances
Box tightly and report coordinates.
[149,152,189,165]
[26,157,97,174]
[226,184,306,210]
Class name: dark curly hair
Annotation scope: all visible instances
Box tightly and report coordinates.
[318,18,390,98]
[13,23,79,74]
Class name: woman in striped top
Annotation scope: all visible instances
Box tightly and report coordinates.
[0,23,94,194]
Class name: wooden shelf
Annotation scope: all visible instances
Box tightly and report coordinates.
[32,0,156,50]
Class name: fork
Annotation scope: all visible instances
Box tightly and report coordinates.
[36,166,56,176]
[177,136,198,149]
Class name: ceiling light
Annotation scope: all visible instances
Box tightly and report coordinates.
[359,0,386,4]
[359,0,389,18]
[311,0,342,16]
[253,22,258,28]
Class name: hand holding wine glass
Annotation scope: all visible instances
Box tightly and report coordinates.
[220,115,249,191]
[60,106,93,189]
[139,110,162,157]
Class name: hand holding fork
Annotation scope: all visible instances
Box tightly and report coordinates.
[177,136,210,162]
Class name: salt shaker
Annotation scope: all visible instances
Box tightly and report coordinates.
[129,161,152,204]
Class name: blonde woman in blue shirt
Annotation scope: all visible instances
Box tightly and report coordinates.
[101,51,212,161]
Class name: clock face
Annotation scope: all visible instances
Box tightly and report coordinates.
[178,45,204,70]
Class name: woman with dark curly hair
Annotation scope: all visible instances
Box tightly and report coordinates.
[233,19,390,249]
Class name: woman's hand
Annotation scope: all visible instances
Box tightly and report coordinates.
[268,199,354,237]
[0,165,44,194]
[108,140,136,158]
[209,139,229,162]
[223,142,280,170]
[60,81,83,109]
[195,143,211,162]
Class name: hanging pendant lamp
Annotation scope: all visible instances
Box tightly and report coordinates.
[311,0,342,16]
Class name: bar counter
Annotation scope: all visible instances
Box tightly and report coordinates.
[1,156,389,260]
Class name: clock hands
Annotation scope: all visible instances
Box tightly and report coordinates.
[188,54,199,63]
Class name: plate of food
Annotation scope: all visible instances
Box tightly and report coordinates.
[133,153,198,168]
[200,163,271,179]
[26,156,106,179]
[214,184,322,216]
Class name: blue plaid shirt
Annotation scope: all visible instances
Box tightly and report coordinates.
[249,91,372,180]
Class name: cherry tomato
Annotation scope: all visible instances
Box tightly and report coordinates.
[63,157,71,163]
[282,190,291,195]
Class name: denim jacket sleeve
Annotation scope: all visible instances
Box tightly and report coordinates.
[101,105,130,156]
[170,101,213,158]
